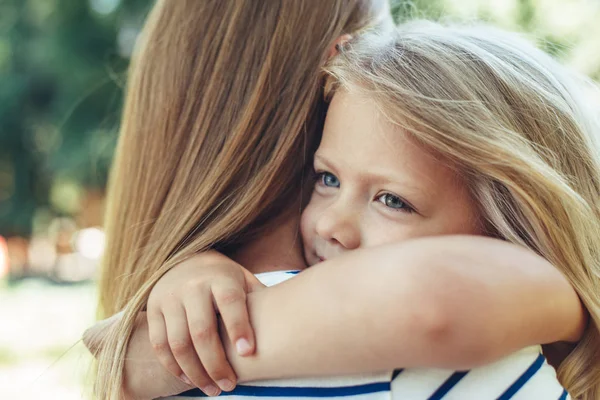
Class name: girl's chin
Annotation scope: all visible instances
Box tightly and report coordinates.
[303,251,322,267]
[312,255,326,266]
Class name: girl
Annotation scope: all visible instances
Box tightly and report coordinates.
[132,21,600,399]
[88,0,587,398]
[311,21,600,397]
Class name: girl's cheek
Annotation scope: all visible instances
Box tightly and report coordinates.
[300,200,322,240]
[299,208,313,243]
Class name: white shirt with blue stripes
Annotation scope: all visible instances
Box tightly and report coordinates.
[166,270,569,400]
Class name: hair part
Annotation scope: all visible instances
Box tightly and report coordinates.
[325,21,600,399]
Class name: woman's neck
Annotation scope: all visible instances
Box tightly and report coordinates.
[230,213,307,274]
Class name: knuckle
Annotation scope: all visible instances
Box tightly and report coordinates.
[181,281,210,299]
[151,297,176,314]
[183,281,203,293]
[190,325,214,343]
[216,287,245,306]
[169,338,193,355]
[189,278,211,290]
[151,340,170,354]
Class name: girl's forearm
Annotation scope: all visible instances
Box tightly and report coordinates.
[227,235,585,382]
[86,235,584,397]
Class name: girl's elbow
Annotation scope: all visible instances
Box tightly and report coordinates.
[399,269,496,366]
[418,304,497,368]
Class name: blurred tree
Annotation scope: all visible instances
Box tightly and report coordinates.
[0,0,150,236]
[392,0,444,22]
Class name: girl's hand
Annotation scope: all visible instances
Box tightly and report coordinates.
[147,251,264,396]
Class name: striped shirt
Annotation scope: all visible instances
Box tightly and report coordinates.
[167,270,569,400]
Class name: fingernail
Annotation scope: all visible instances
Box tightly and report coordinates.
[179,374,192,386]
[202,385,220,396]
[217,379,234,391]
[236,338,252,355]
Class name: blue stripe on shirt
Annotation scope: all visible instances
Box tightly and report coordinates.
[497,353,545,400]
[558,389,568,400]
[391,369,404,380]
[178,381,391,398]
[426,371,469,400]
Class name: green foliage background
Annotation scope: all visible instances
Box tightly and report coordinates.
[0,0,599,237]
[0,0,150,236]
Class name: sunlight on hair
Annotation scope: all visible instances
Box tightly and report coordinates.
[326,21,600,399]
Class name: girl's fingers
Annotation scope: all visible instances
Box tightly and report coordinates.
[184,289,237,393]
[147,309,186,382]
[162,301,219,396]
[212,282,255,356]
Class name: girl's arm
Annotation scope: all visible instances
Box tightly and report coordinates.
[85,235,585,397]
[229,235,585,381]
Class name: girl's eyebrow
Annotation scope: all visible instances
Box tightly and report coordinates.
[313,154,336,170]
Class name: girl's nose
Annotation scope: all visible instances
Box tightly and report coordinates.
[314,202,361,250]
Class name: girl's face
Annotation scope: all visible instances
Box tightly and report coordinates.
[300,91,483,265]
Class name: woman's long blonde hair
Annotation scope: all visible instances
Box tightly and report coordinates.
[326,22,600,399]
[96,0,391,398]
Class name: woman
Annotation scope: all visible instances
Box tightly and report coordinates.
[95,0,397,397]
[90,1,586,399]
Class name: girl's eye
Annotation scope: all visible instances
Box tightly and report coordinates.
[377,193,414,213]
[316,172,340,188]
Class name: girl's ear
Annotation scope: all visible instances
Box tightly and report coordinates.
[328,34,353,59]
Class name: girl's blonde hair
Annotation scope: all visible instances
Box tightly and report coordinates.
[326,21,600,399]
[96,0,391,398]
